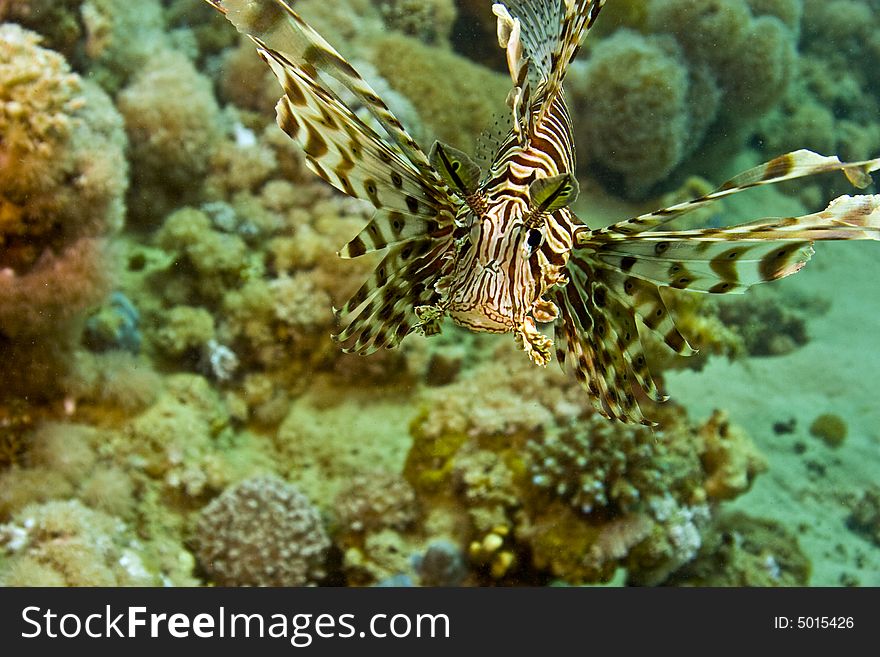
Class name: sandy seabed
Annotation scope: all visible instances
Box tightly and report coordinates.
[668,240,880,586]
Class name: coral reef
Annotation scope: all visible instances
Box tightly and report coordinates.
[715,286,821,357]
[0,500,179,586]
[572,0,799,197]
[570,31,697,195]
[0,0,871,591]
[370,33,510,154]
[665,512,811,586]
[117,51,227,227]
[0,0,170,93]
[404,346,766,584]
[0,23,127,399]
[193,476,330,586]
[373,0,458,45]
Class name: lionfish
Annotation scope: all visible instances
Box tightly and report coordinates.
[205,0,880,425]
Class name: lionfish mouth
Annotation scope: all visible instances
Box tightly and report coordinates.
[448,304,514,333]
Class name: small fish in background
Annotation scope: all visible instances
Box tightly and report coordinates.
[204,0,880,425]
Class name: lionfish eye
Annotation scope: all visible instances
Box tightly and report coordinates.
[525,228,544,254]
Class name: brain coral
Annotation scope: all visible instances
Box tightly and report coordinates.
[0,24,128,398]
[194,477,330,586]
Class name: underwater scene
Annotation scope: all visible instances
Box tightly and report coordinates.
[0,0,878,588]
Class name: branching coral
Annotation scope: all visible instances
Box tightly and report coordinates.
[193,476,330,586]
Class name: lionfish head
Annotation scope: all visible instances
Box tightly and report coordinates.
[446,171,579,333]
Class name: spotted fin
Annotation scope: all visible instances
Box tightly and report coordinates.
[335,239,452,354]
[592,150,880,240]
[553,257,672,425]
[493,0,605,132]
[559,193,880,424]
[207,0,440,183]
[339,211,454,258]
[205,0,458,351]
[583,193,880,293]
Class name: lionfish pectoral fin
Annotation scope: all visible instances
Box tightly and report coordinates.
[553,250,675,426]
[584,194,880,296]
[589,150,880,240]
[335,239,454,354]
[205,0,460,354]
[208,0,441,183]
[528,172,579,214]
[559,192,880,424]
[429,141,482,199]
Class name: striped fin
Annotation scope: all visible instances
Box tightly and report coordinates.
[553,261,665,425]
[585,194,880,293]
[205,0,459,353]
[594,238,815,295]
[493,0,605,129]
[558,194,880,423]
[266,56,450,216]
[208,0,440,183]
[334,239,451,354]
[339,211,454,258]
[591,150,880,239]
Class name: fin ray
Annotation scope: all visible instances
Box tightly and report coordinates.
[590,150,880,240]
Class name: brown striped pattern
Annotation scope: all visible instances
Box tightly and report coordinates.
[207,0,880,426]
[584,150,880,243]
[561,187,879,422]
